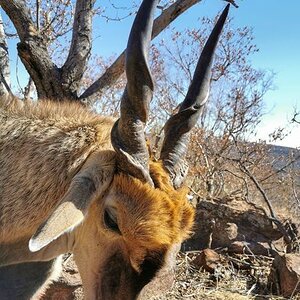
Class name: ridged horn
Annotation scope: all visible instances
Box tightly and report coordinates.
[159,4,230,188]
[111,0,159,185]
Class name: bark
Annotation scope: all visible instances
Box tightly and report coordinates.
[80,0,202,102]
[0,0,74,100]
[0,12,11,96]
[0,0,33,41]
[17,39,70,99]
[61,0,95,96]
[23,77,35,100]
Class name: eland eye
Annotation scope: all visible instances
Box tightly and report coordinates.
[104,209,121,234]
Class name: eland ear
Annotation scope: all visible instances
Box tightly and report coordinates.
[29,176,95,252]
[29,151,116,252]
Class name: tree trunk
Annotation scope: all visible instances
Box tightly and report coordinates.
[0,12,11,97]
[0,0,203,101]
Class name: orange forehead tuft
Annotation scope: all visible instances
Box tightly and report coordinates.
[111,162,194,249]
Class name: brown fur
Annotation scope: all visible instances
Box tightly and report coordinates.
[0,99,113,242]
[0,99,194,299]
[110,162,194,248]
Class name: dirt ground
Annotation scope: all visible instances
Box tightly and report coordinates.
[152,251,300,300]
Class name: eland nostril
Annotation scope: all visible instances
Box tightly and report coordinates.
[98,247,167,300]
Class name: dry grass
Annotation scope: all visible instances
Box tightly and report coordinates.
[153,251,300,300]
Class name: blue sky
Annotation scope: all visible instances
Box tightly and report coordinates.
[228,0,300,148]
[3,0,300,147]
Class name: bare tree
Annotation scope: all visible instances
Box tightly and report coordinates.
[292,109,300,125]
[145,16,273,197]
[141,11,300,253]
[0,12,11,96]
[0,0,218,101]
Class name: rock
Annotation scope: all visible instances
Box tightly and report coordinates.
[215,222,239,246]
[228,241,273,256]
[191,249,221,273]
[225,223,239,240]
[185,198,283,251]
[270,253,300,297]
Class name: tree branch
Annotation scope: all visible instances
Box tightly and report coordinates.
[261,154,300,183]
[62,0,95,96]
[0,0,74,99]
[240,164,292,245]
[80,0,202,101]
[292,111,300,125]
[36,0,41,30]
[23,77,35,100]
[0,11,11,97]
[0,0,36,40]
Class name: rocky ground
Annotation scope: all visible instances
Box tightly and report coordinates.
[41,249,300,300]
[154,250,300,300]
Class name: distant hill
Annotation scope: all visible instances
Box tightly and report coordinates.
[268,144,300,170]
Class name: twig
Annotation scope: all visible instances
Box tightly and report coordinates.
[0,69,12,96]
[36,0,40,30]
[240,164,292,246]
[80,0,202,101]
[290,279,300,299]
